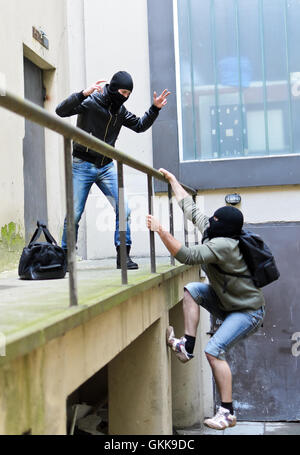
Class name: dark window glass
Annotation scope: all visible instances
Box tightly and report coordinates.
[176,0,300,161]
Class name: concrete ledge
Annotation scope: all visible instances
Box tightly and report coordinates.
[0,258,201,435]
[0,259,193,366]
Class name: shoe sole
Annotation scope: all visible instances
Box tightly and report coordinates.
[203,419,237,430]
[166,326,191,363]
[175,351,191,363]
[166,326,174,347]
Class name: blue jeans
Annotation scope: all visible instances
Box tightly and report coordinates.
[62,159,131,250]
[184,282,265,361]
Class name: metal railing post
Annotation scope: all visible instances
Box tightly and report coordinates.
[168,184,175,266]
[183,209,189,247]
[64,137,78,306]
[192,194,199,246]
[0,89,199,297]
[0,90,196,194]
[117,161,128,285]
[148,175,156,273]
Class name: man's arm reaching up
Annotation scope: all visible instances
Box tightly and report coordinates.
[158,168,209,235]
[158,168,189,202]
[146,215,217,266]
[146,215,182,257]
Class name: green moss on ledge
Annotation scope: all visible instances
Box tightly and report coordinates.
[0,222,24,273]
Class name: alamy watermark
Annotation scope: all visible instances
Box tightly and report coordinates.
[291,332,300,357]
[0,332,6,356]
[94,193,195,235]
[0,72,6,96]
[291,72,300,98]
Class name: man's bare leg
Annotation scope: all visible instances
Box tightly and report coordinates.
[183,289,200,336]
[166,290,200,361]
[179,290,235,428]
[205,353,232,402]
[183,290,232,401]
[203,353,236,429]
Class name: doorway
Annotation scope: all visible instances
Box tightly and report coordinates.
[23,57,48,243]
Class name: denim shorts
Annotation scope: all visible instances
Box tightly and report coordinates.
[184,282,265,361]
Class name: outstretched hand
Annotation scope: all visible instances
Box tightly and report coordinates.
[83,80,107,97]
[159,167,188,201]
[153,89,171,109]
[159,168,176,182]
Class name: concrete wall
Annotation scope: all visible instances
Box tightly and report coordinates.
[0,265,200,435]
[0,0,76,270]
[0,0,178,264]
[64,0,88,257]
[137,183,300,254]
[83,0,162,260]
[0,0,205,264]
[195,185,300,224]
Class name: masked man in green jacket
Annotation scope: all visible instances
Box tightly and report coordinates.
[146,168,265,431]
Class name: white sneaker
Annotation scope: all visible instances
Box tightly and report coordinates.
[204,406,237,430]
[166,326,194,363]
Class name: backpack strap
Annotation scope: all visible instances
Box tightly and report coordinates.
[213,264,252,280]
[212,264,253,293]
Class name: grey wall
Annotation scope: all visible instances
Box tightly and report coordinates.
[180,155,300,190]
[147,0,179,193]
[211,222,300,420]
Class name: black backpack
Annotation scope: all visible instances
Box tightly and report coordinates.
[18,221,67,280]
[214,229,280,288]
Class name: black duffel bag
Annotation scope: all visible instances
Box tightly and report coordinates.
[18,221,67,280]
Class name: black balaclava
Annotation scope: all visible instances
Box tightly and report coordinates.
[203,206,244,242]
[107,71,133,111]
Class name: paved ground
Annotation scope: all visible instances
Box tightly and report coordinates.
[176,421,300,435]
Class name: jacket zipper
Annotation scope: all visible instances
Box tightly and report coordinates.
[85,107,113,167]
[101,106,112,166]
[104,107,113,142]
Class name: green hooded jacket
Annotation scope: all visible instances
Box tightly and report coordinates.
[175,196,265,312]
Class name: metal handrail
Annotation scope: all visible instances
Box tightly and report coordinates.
[0,88,197,306]
[0,89,196,194]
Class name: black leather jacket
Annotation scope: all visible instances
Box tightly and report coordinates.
[56,86,160,167]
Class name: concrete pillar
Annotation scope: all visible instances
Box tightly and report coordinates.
[169,301,202,428]
[199,306,214,418]
[108,312,172,435]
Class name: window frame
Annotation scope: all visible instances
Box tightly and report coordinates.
[147,0,300,192]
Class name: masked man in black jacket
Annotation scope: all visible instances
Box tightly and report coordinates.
[56,71,170,269]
